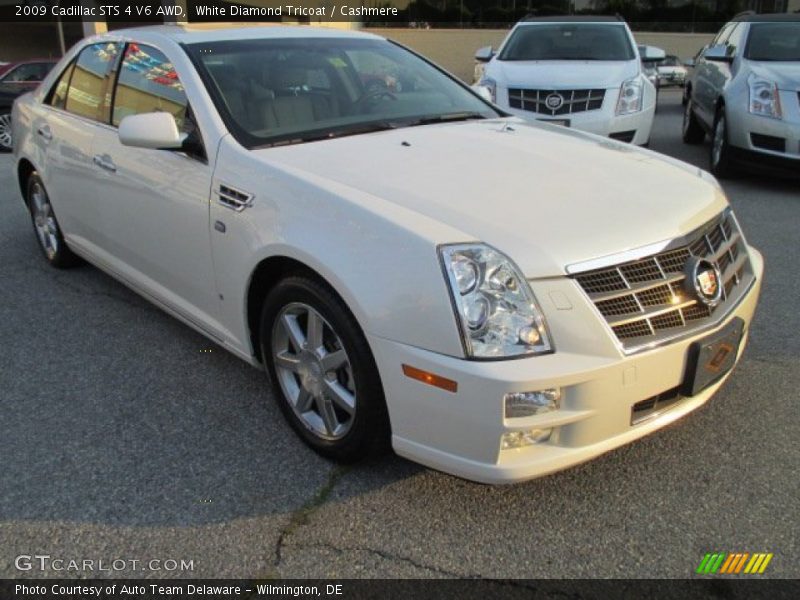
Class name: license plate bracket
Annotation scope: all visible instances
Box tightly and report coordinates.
[681,317,744,397]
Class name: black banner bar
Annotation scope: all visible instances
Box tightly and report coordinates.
[2,579,799,600]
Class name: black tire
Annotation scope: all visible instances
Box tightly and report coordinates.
[682,96,705,144]
[26,172,82,268]
[0,110,12,153]
[710,106,736,179]
[259,274,390,463]
[681,85,690,106]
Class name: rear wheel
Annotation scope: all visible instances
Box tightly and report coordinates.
[260,275,390,462]
[0,112,12,152]
[710,106,735,179]
[682,97,705,144]
[26,172,82,268]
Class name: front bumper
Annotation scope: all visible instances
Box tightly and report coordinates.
[371,248,763,484]
[727,93,800,169]
[499,87,654,146]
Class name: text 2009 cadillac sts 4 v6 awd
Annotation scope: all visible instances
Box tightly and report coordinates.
[12,25,762,483]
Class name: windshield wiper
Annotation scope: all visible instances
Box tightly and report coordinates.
[258,121,402,148]
[404,112,488,127]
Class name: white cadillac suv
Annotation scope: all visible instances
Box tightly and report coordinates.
[475,16,657,145]
[12,25,762,484]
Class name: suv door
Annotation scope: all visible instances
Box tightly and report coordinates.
[89,42,222,334]
[34,42,122,248]
[693,23,738,126]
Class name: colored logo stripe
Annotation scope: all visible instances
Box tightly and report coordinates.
[697,552,773,574]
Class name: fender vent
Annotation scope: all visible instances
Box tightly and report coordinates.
[217,184,254,212]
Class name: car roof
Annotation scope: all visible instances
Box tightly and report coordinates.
[519,15,624,23]
[91,24,383,45]
[732,12,800,22]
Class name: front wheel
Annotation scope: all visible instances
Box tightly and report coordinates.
[682,97,705,144]
[0,112,12,152]
[26,172,82,268]
[260,275,390,462]
[710,106,735,178]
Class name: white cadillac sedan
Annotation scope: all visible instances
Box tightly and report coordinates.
[12,25,763,484]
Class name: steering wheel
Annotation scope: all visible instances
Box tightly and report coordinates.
[354,85,397,112]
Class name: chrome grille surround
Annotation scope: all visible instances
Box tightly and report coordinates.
[569,210,754,353]
[508,88,606,116]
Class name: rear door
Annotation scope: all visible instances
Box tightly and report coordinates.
[89,42,222,333]
[35,42,122,249]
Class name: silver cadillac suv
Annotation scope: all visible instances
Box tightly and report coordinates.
[682,12,800,177]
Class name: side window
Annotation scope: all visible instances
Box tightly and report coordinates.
[725,24,746,57]
[65,42,121,122]
[48,61,75,109]
[2,63,49,82]
[712,23,735,47]
[112,43,189,133]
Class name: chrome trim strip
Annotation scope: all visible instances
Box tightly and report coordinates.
[565,209,729,275]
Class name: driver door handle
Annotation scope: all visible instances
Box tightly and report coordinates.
[36,126,52,141]
[93,154,117,173]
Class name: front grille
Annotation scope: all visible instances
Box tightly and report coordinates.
[508,88,606,116]
[572,211,753,351]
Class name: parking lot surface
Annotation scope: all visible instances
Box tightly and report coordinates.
[1,90,798,579]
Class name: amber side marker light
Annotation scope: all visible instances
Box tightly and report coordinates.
[402,364,458,393]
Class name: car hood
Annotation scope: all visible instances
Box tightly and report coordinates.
[490,59,639,89]
[747,61,800,90]
[253,120,726,277]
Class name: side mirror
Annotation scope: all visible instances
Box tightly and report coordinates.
[474,46,494,63]
[704,44,733,63]
[640,45,666,63]
[118,112,182,149]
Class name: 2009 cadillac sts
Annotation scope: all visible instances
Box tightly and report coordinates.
[12,25,762,483]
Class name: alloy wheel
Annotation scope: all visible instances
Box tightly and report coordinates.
[712,115,726,167]
[30,182,59,259]
[0,113,12,150]
[271,302,356,440]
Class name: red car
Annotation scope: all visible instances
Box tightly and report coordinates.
[0,59,57,152]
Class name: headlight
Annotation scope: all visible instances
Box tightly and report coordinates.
[616,77,643,115]
[440,244,553,359]
[477,76,497,103]
[748,74,782,119]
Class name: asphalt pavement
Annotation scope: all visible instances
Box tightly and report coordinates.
[1,89,798,579]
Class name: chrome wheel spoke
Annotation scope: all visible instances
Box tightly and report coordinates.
[320,348,346,372]
[324,379,355,415]
[305,310,324,351]
[295,388,314,413]
[281,313,306,351]
[275,351,301,373]
[316,394,339,435]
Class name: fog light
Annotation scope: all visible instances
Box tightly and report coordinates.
[504,389,561,418]
[501,428,552,450]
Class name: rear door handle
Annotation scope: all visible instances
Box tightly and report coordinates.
[36,126,52,141]
[93,154,117,173]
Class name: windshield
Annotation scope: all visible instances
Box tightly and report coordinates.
[184,37,499,148]
[745,23,800,62]
[499,24,635,61]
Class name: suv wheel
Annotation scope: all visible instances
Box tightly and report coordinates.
[0,112,12,152]
[710,106,735,178]
[26,172,82,268]
[260,275,390,462]
[682,97,704,144]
